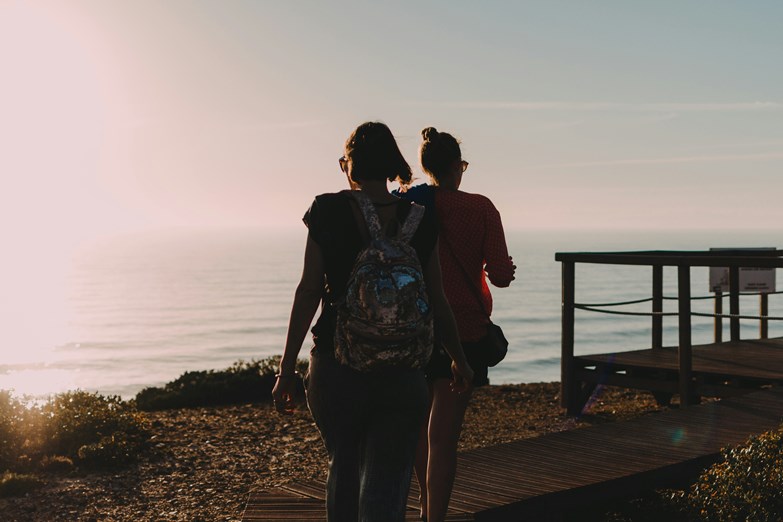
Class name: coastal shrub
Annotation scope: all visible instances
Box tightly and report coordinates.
[686,426,783,521]
[134,356,309,411]
[0,472,44,498]
[599,490,690,522]
[0,391,26,470]
[40,391,151,469]
[39,455,75,474]
[77,432,138,469]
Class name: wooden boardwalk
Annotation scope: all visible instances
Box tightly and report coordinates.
[578,338,783,382]
[572,338,783,401]
[556,250,783,413]
[242,386,783,521]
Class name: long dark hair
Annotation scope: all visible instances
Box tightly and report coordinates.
[419,127,461,185]
[345,122,413,188]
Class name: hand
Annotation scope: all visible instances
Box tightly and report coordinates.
[509,256,517,281]
[271,375,298,415]
[450,360,474,394]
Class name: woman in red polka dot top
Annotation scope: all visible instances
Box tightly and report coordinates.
[398,127,516,522]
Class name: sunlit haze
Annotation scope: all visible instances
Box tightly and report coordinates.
[0,1,781,395]
[2,0,781,240]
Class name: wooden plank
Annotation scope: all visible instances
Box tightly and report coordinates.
[678,265,694,406]
[241,488,325,521]
[451,468,554,497]
[506,432,682,464]
[561,261,576,412]
[242,488,473,521]
[479,388,783,518]
[576,338,783,383]
[460,441,651,476]
[575,369,680,394]
[280,480,326,500]
[652,264,663,349]
[730,266,741,340]
[243,388,783,521]
[714,291,723,343]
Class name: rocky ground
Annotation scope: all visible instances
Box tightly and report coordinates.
[0,383,665,521]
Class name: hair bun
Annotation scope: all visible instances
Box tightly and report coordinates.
[421,127,439,142]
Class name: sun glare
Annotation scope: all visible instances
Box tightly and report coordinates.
[0,368,78,398]
[0,2,131,244]
[1,243,72,362]
[0,2,118,372]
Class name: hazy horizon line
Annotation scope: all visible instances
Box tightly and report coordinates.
[531,151,783,168]
[416,101,783,112]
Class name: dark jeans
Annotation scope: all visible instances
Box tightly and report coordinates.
[306,351,428,522]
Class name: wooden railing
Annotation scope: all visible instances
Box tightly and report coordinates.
[555,249,783,409]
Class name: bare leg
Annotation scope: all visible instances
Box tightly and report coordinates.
[426,378,473,522]
[414,384,434,519]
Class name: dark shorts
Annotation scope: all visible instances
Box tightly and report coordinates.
[424,340,490,387]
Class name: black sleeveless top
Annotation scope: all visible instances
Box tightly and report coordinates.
[303,190,438,357]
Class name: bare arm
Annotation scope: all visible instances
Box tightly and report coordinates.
[483,203,516,288]
[273,234,324,413]
[425,241,474,390]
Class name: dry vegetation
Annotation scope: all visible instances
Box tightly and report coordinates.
[0,383,665,521]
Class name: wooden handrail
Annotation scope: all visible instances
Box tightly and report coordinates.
[555,250,783,267]
[558,248,780,413]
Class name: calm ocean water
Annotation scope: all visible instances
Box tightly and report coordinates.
[1,228,780,399]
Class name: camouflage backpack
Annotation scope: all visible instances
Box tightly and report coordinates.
[334,191,433,372]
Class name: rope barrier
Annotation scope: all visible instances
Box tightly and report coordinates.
[576,297,653,307]
[691,312,783,321]
[662,290,783,301]
[574,305,678,317]
[574,287,781,321]
[662,294,720,301]
[580,291,783,308]
[574,304,783,321]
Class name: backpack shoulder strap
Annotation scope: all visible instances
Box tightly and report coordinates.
[347,197,371,246]
[350,190,382,241]
[398,203,425,243]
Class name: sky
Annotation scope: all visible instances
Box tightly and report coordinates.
[1,0,782,247]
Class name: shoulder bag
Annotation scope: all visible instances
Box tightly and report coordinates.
[441,234,508,367]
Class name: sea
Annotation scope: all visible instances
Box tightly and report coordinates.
[1,228,780,400]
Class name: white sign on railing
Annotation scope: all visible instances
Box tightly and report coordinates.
[709,247,777,293]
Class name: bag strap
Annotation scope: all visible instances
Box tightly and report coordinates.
[441,232,491,320]
[350,190,423,244]
[350,191,383,241]
[398,204,425,243]
[347,195,371,246]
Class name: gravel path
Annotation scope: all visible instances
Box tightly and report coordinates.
[0,383,664,521]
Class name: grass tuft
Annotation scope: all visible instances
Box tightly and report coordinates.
[0,472,44,498]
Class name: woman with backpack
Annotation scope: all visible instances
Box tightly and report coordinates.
[272,121,473,522]
[399,127,516,522]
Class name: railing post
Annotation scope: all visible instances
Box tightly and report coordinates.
[652,265,663,349]
[760,293,769,339]
[729,266,740,341]
[561,261,576,411]
[714,290,723,343]
[678,265,694,407]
